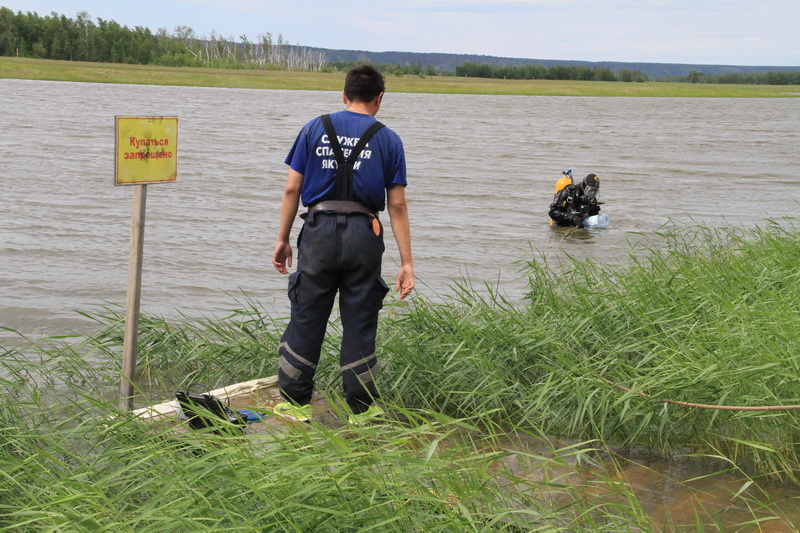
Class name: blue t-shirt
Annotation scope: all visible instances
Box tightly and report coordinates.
[284,110,407,212]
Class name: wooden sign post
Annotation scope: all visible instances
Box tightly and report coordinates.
[115,116,178,410]
[121,184,147,409]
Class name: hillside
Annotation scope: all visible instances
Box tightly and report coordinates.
[307,46,800,78]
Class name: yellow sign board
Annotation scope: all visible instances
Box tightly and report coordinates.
[115,116,178,185]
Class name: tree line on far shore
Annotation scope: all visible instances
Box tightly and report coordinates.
[2,7,798,85]
[0,7,325,70]
[455,61,650,82]
[454,62,800,85]
[663,69,800,85]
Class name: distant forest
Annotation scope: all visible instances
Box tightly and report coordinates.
[3,7,800,84]
[0,7,327,70]
[454,61,650,82]
[451,61,800,85]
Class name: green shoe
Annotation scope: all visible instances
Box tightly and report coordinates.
[273,402,312,422]
[348,405,386,426]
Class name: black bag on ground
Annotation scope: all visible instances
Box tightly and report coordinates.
[175,391,248,434]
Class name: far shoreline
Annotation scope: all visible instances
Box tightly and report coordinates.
[2,57,799,98]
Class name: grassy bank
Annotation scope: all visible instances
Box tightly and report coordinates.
[2,220,800,530]
[3,56,800,97]
[384,221,800,474]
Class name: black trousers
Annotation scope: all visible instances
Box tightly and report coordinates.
[277,211,389,414]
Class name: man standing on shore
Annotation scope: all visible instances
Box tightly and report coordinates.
[271,64,414,425]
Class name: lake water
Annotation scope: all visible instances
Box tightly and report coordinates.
[1,78,799,337]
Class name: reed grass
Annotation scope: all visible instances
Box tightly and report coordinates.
[2,219,800,530]
[379,220,800,481]
[0,378,658,530]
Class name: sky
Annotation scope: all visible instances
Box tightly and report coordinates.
[5,0,799,66]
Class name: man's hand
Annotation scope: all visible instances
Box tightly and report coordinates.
[273,242,293,274]
[273,169,303,275]
[387,186,414,301]
[395,264,414,301]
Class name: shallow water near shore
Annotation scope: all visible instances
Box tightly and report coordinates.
[1,77,799,338]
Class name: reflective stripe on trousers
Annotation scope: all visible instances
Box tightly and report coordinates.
[277,211,389,414]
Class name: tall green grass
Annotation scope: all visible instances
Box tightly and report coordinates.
[2,219,799,530]
[0,362,657,530]
[377,220,800,482]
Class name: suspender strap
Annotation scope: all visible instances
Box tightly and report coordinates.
[346,121,385,165]
[321,114,344,163]
[321,114,385,202]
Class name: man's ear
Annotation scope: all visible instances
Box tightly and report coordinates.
[371,92,384,113]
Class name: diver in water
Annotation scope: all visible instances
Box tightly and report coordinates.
[549,172,602,227]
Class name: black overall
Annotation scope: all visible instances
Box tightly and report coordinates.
[277,116,390,414]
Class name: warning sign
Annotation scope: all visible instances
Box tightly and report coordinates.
[115,116,178,185]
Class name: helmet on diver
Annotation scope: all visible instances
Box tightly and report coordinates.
[581,173,599,200]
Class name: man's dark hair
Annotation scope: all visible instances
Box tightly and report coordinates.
[344,65,385,103]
